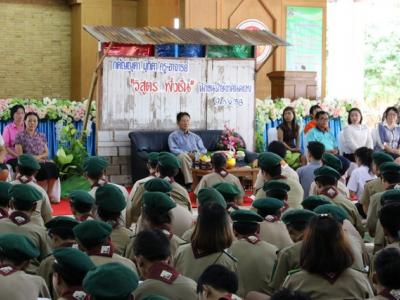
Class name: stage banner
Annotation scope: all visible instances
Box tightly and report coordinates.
[286,6,323,97]
[101,57,255,149]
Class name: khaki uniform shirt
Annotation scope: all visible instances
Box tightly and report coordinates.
[367,296,393,300]
[182,227,194,242]
[174,243,237,282]
[0,216,51,273]
[111,225,134,256]
[90,253,138,274]
[366,191,387,252]
[0,267,50,300]
[309,180,350,199]
[255,177,304,209]
[269,241,302,293]
[127,176,155,226]
[194,172,244,196]
[360,178,384,211]
[12,180,52,227]
[230,237,278,297]
[283,268,374,300]
[259,220,293,250]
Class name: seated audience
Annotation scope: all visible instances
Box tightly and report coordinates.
[277,107,305,169]
[373,106,400,158]
[282,215,373,299]
[378,201,400,250]
[2,104,25,171]
[213,182,243,211]
[347,147,375,200]
[168,112,207,190]
[297,142,324,199]
[194,152,244,196]
[306,111,338,154]
[341,108,373,162]
[304,105,322,135]
[0,182,12,220]
[69,190,95,221]
[14,112,59,202]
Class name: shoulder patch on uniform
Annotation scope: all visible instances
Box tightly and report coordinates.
[288,268,301,275]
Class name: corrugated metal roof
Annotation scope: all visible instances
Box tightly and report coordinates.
[83,25,289,46]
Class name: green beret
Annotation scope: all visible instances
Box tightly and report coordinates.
[142,191,176,212]
[373,152,394,166]
[53,247,95,276]
[380,162,400,175]
[95,184,126,213]
[17,154,40,170]
[83,156,108,175]
[73,220,112,244]
[158,152,181,169]
[144,178,172,193]
[282,209,317,225]
[313,204,348,223]
[263,180,290,192]
[314,166,341,180]
[381,189,400,206]
[10,184,42,203]
[147,152,159,164]
[0,233,39,259]
[69,190,95,205]
[322,153,342,171]
[83,263,139,299]
[231,209,263,223]
[302,195,331,211]
[142,296,169,300]
[197,188,227,208]
[0,182,12,203]
[252,197,283,211]
[258,152,282,170]
[45,216,79,231]
[213,183,241,199]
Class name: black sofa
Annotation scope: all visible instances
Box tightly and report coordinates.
[129,130,257,184]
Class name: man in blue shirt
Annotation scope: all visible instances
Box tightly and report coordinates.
[168,112,207,189]
[306,111,338,154]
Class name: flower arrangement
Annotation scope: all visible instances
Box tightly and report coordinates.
[0,98,96,122]
[217,124,246,152]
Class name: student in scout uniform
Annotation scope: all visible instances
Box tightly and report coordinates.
[379,202,400,250]
[213,182,243,211]
[255,152,303,209]
[282,215,374,299]
[263,180,291,209]
[367,164,400,252]
[38,216,79,298]
[84,156,130,226]
[0,233,50,299]
[174,201,237,281]
[95,184,133,255]
[361,152,393,215]
[12,154,52,227]
[181,187,227,242]
[52,247,95,300]
[0,184,51,273]
[268,209,316,292]
[314,166,364,236]
[69,190,95,221]
[230,209,278,297]
[369,247,400,300]
[73,220,137,273]
[308,152,350,198]
[194,153,244,197]
[83,262,139,300]
[0,181,12,220]
[132,229,197,299]
[252,197,293,250]
[197,264,241,300]
[125,191,186,259]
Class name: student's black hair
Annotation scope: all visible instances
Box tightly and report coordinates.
[197,264,238,294]
[142,206,172,227]
[315,111,329,120]
[271,288,312,300]
[211,153,227,172]
[53,262,86,287]
[49,228,75,241]
[70,201,93,214]
[10,104,25,119]
[16,166,36,177]
[381,172,400,185]
[133,229,171,261]
[379,202,400,240]
[256,207,282,218]
[97,207,121,223]
[309,105,321,117]
[354,147,373,173]
[12,200,35,211]
[233,222,259,236]
[24,111,40,121]
[268,141,286,160]
[0,196,9,208]
[261,164,282,178]
[347,108,363,125]
[375,247,400,290]
[287,221,309,233]
[0,252,29,266]
[176,112,190,123]
[147,160,158,169]
[266,189,287,201]
[314,175,336,187]
[307,142,325,160]
[158,165,179,178]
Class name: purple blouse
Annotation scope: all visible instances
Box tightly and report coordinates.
[14,131,47,156]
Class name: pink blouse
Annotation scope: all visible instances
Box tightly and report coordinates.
[2,122,24,162]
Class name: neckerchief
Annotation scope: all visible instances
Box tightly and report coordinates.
[320,186,339,199]
[91,176,108,188]
[59,241,79,249]
[0,265,18,276]
[147,262,180,284]
[191,244,217,259]
[0,208,8,219]
[218,294,233,300]
[61,287,89,300]
[87,241,114,258]
[155,226,173,240]
[217,169,229,178]
[243,234,261,245]
[264,215,280,222]
[321,272,341,284]
[271,175,287,180]
[75,214,93,222]
[9,211,30,225]
[380,289,400,300]
[15,174,35,184]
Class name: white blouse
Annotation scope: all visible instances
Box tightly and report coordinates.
[341,124,373,154]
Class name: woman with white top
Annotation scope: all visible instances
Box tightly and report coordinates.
[347,147,376,201]
[341,108,373,162]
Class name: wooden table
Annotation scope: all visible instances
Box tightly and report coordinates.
[192,167,260,192]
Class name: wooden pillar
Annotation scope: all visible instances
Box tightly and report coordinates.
[137,0,179,27]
